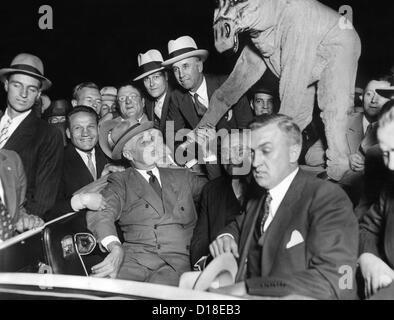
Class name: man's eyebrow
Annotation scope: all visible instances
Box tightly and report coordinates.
[255,142,271,149]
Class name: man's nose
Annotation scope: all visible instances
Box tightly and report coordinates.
[20,87,28,98]
[252,150,262,167]
[81,127,89,136]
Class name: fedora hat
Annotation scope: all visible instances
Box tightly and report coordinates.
[133,49,165,81]
[162,36,209,67]
[0,53,52,90]
[99,118,154,160]
[44,99,72,118]
[376,87,394,99]
[100,86,117,101]
[179,253,238,291]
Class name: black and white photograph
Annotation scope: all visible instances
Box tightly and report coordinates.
[0,0,394,306]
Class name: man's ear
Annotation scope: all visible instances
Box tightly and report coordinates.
[66,128,71,140]
[141,97,145,108]
[289,144,302,163]
[198,60,203,73]
[250,101,254,110]
[4,79,8,92]
[123,149,133,161]
[71,99,77,107]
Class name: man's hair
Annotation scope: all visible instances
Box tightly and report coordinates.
[66,105,99,129]
[378,100,394,130]
[249,114,302,146]
[117,82,143,97]
[72,82,100,100]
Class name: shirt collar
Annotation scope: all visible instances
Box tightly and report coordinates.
[3,108,31,124]
[156,92,167,105]
[362,115,372,134]
[189,77,208,102]
[75,147,96,160]
[268,167,299,204]
[135,166,161,185]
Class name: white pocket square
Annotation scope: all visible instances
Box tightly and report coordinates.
[286,230,304,249]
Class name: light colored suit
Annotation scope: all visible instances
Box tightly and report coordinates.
[87,166,207,286]
[0,149,28,223]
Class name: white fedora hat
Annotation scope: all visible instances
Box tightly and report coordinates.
[179,253,238,291]
[133,49,165,81]
[0,53,52,90]
[162,36,209,67]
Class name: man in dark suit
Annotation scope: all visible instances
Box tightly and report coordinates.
[0,149,43,242]
[46,106,112,221]
[359,104,394,299]
[190,130,260,266]
[87,119,207,286]
[0,53,63,218]
[340,77,391,204]
[209,114,358,299]
[163,36,253,135]
[133,49,172,136]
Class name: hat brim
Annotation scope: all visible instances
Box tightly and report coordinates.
[376,87,394,99]
[0,68,52,91]
[162,49,209,67]
[178,253,238,291]
[99,118,154,160]
[133,67,165,81]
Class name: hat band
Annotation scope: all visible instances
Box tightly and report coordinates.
[168,47,197,59]
[139,61,163,76]
[9,64,43,76]
[113,122,141,145]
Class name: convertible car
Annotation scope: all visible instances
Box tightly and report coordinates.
[0,212,241,300]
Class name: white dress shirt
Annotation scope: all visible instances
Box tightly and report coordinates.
[75,147,97,176]
[262,167,299,232]
[219,167,299,239]
[154,92,167,119]
[101,167,162,251]
[362,115,371,135]
[0,109,31,148]
[189,77,209,109]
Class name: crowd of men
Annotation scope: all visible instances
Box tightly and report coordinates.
[1,34,394,300]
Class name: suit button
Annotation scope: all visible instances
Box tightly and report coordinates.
[157,244,161,249]
[154,225,158,229]
[145,204,149,208]
[181,206,184,211]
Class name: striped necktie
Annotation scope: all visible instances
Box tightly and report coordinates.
[0,118,12,148]
[86,151,97,180]
[193,93,207,117]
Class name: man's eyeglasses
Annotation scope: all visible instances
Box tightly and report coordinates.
[117,94,141,103]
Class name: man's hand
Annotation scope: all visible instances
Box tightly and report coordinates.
[359,252,394,298]
[91,242,124,278]
[208,281,247,297]
[101,164,125,177]
[71,193,107,211]
[80,193,107,211]
[209,235,239,259]
[15,214,44,233]
[349,153,365,172]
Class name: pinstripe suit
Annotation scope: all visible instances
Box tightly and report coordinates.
[0,110,63,218]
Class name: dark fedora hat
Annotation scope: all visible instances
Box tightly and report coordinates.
[0,53,52,90]
[99,118,154,160]
[45,99,73,118]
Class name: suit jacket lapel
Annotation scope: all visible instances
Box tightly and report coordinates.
[178,91,200,128]
[259,170,304,276]
[68,145,94,183]
[95,146,108,177]
[130,169,164,216]
[159,168,179,215]
[205,75,220,100]
[160,89,172,132]
[3,111,36,150]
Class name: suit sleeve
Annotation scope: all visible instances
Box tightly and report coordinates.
[359,192,386,258]
[232,94,254,129]
[167,93,186,134]
[27,127,63,217]
[246,183,359,300]
[190,184,210,265]
[13,151,29,220]
[86,173,125,242]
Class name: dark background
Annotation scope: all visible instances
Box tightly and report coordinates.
[0,0,393,100]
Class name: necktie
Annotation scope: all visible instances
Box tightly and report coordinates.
[0,118,12,147]
[359,123,374,156]
[147,170,162,198]
[193,93,207,117]
[256,192,272,237]
[86,151,97,180]
[0,196,14,242]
